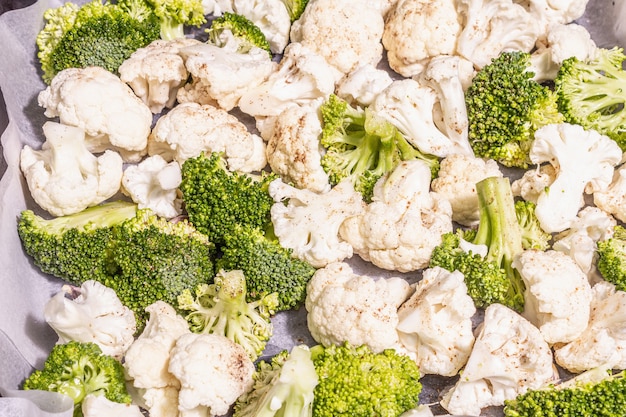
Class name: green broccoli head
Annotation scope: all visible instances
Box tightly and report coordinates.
[555,47,626,150]
[320,94,439,202]
[207,12,272,56]
[118,0,206,40]
[504,369,626,417]
[22,341,130,417]
[216,224,317,312]
[180,152,277,246]
[177,269,278,361]
[279,0,309,22]
[515,200,552,251]
[310,343,422,417]
[233,345,318,417]
[36,0,160,83]
[596,225,626,291]
[466,51,564,168]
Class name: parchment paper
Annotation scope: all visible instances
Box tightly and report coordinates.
[0,0,624,415]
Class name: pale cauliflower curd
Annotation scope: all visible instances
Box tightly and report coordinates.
[19,0,626,415]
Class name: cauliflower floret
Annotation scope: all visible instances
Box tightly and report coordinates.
[554,281,626,373]
[529,123,622,233]
[594,163,626,224]
[523,0,590,31]
[265,102,330,193]
[238,42,342,119]
[269,178,365,267]
[339,160,454,273]
[176,41,277,111]
[396,266,476,377]
[38,66,152,162]
[382,0,462,77]
[289,0,384,76]
[168,333,255,416]
[431,154,503,226]
[132,386,180,417]
[82,394,144,417]
[513,249,593,345]
[305,261,412,353]
[440,303,556,416]
[335,63,394,107]
[228,0,292,54]
[20,122,123,217]
[148,102,267,172]
[119,38,202,113]
[44,281,136,360]
[511,164,558,204]
[121,155,183,220]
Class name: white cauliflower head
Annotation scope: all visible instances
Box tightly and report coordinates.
[168,333,255,416]
[513,249,593,345]
[339,160,454,272]
[396,266,476,376]
[269,178,366,268]
[148,102,267,172]
[431,154,503,226]
[523,0,591,31]
[121,155,183,220]
[82,394,144,417]
[38,66,152,162]
[511,164,558,204]
[20,122,123,217]
[440,303,556,416]
[335,64,393,107]
[382,0,462,77]
[594,163,626,224]
[44,281,136,360]
[289,0,384,75]
[305,261,412,353]
[529,123,622,233]
[119,38,202,113]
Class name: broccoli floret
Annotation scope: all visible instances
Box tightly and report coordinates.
[320,94,439,202]
[429,176,526,311]
[466,51,564,168]
[279,0,309,22]
[22,341,130,417]
[117,0,206,40]
[503,368,626,417]
[207,12,272,56]
[36,0,160,83]
[310,343,422,417]
[17,201,215,332]
[177,269,278,361]
[596,225,626,291]
[515,200,552,251]
[216,224,316,312]
[555,47,626,150]
[233,345,318,417]
[180,152,277,246]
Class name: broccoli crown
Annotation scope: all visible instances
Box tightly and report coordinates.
[36,0,160,83]
[515,200,552,251]
[429,177,526,311]
[216,224,316,312]
[22,341,130,417]
[280,0,309,22]
[504,370,626,417]
[180,152,277,246]
[207,12,272,56]
[596,225,626,291]
[320,94,439,201]
[555,47,626,150]
[310,343,422,417]
[17,201,215,333]
[118,0,206,40]
[177,269,278,360]
[466,51,564,168]
[233,345,318,417]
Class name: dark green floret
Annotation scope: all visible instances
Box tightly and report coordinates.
[596,224,626,291]
[207,12,272,56]
[180,152,277,246]
[429,176,526,311]
[36,0,160,83]
[320,94,439,202]
[216,224,316,312]
[555,47,626,150]
[22,341,130,417]
[117,0,207,40]
[466,51,564,168]
[504,368,626,417]
[310,343,422,417]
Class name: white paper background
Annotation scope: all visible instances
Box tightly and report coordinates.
[0,0,624,415]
